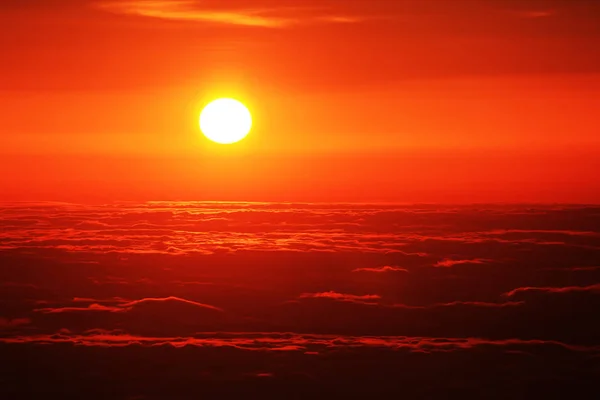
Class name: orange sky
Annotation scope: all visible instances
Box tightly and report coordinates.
[1,0,599,202]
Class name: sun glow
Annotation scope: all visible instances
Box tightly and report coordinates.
[199,98,252,144]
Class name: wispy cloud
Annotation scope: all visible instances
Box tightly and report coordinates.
[503,283,600,297]
[353,266,409,273]
[297,292,522,310]
[35,296,223,314]
[36,303,123,314]
[300,291,381,305]
[120,296,223,312]
[96,0,361,28]
[433,258,490,268]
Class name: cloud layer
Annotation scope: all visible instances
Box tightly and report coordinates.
[1,202,599,397]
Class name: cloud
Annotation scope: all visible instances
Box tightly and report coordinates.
[297,292,521,310]
[299,291,381,305]
[352,266,408,273]
[3,330,597,354]
[96,0,361,28]
[503,283,600,298]
[3,202,600,344]
[3,202,599,257]
[36,303,123,314]
[120,296,223,312]
[35,296,223,314]
[433,258,490,268]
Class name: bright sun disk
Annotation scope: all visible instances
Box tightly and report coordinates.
[199,98,252,144]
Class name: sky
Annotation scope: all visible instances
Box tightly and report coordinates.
[1,0,599,202]
[1,3,600,396]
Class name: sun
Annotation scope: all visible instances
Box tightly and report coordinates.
[199,98,252,144]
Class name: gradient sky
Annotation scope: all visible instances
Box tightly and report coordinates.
[1,0,599,202]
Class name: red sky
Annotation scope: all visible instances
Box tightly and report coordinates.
[1,0,599,202]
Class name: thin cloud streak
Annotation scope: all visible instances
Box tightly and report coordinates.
[434,258,490,268]
[300,291,382,305]
[36,303,123,314]
[35,296,224,314]
[121,296,223,312]
[96,0,362,28]
[353,266,409,273]
[503,283,600,297]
